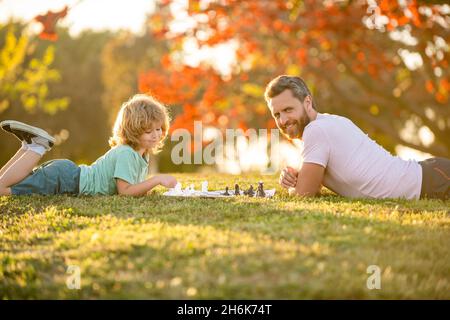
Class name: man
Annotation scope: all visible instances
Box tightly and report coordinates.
[265,75,449,200]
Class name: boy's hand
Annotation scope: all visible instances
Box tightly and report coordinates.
[158,175,178,188]
[279,166,298,189]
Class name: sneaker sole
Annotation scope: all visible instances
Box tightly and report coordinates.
[0,120,56,146]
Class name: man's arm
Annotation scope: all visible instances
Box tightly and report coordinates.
[291,162,325,197]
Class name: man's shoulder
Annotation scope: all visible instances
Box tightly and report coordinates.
[316,112,350,124]
[304,113,334,134]
[303,113,359,146]
[306,113,354,132]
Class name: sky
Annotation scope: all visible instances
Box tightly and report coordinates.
[0,0,156,35]
[0,0,236,75]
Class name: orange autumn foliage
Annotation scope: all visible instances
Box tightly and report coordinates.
[34,6,68,41]
[139,0,449,156]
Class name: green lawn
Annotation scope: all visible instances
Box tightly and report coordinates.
[1,173,449,299]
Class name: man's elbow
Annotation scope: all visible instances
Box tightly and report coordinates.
[289,187,319,197]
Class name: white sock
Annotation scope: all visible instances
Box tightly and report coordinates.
[27,142,46,156]
[21,141,29,150]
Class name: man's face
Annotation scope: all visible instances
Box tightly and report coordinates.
[268,89,310,139]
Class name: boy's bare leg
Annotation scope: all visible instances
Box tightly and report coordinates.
[0,186,11,195]
[0,147,28,195]
[0,147,27,177]
[0,150,41,190]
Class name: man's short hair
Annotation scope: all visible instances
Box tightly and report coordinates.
[264,75,316,110]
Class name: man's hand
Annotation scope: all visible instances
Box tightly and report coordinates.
[279,166,299,189]
[292,162,325,197]
[157,174,178,188]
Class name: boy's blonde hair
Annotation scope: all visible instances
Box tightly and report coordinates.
[109,94,170,154]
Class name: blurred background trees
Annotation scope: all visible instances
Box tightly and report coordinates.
[142,0,449,158]
[0,23,111,165]
[0,24,68,116]
[0,0,448,173]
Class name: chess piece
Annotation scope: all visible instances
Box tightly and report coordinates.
[223,186,230,196]
[201,181,208,193]
[245,185,255,197]
[166,182,183,196]
[256,182,265,197]
[234,184,240,196]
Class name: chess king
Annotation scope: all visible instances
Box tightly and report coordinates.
[265,75,449,200]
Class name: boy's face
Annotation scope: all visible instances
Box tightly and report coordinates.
[138,123,163,150]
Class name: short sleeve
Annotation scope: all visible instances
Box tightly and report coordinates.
[301,124,330,168]
[113,150,139,184]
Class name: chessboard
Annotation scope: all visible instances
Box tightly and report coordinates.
[163,182,276,198]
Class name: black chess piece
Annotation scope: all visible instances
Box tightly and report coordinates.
[245,185,255,197]
[223,186,230,196]
[234,184,240,196]
[256,182,265,197]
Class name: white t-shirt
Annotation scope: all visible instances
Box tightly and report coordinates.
[301,113,422,199]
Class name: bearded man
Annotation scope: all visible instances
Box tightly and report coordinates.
[265,75,449,200]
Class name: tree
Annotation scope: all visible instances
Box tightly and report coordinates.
[0,23,68,115]
[140,0,449,157]
[0,27,112,165]
[43,28,113,163]
[101,14,176,172]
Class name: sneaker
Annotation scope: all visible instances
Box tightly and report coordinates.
[30,136,53,151]
[0,120,55,147]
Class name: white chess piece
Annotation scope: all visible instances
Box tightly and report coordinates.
[166,182,182,196]
[201,181,208,193]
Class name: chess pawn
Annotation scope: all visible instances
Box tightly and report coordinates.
[246,185,255,197]
[201,181,208,193]
[234,184,240,196]
[256,182,265,197]
[223,186,230,196]
[174,183,182,193]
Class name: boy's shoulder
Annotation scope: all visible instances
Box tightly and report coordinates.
[103,144,139,160]
[108,144,148,165]
[113,144,133,151]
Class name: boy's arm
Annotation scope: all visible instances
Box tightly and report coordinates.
[116,175,177,196]
[116,176,161,196]
[291,163,325,197]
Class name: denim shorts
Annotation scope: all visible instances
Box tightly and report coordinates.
[419,157,450,200]
[10,159,81,195]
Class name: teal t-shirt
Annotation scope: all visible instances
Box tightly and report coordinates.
[79,145,149,195]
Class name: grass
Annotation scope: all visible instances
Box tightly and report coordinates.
[0,173,449,299]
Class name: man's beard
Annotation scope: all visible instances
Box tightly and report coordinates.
[280,113,310,139]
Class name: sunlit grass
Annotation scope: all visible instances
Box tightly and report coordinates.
[0,173,449,299]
